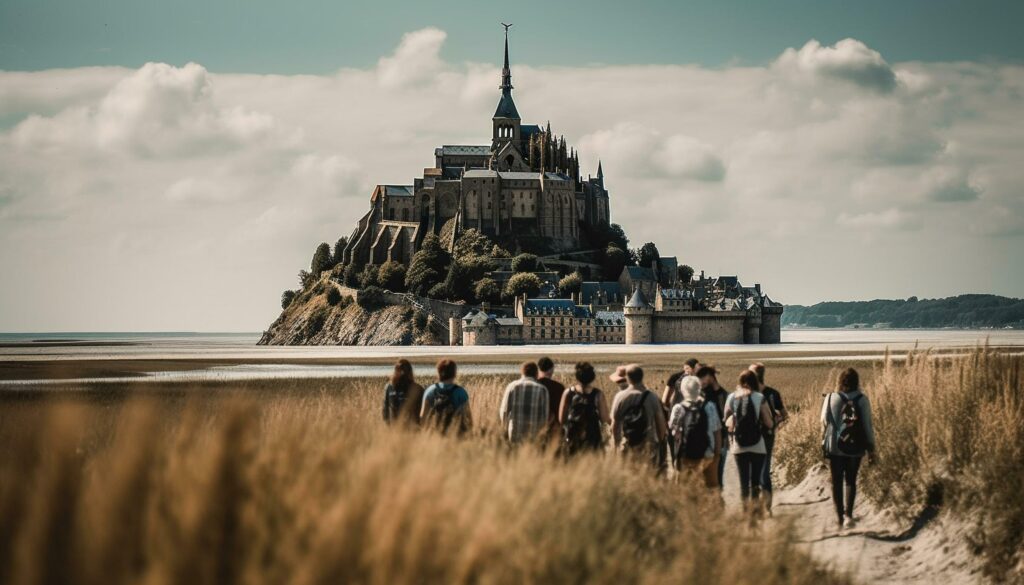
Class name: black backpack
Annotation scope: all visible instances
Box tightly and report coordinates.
[383,383,408,423]
[732,395,762,448]
[564,390,602,453]
[836,394,866,455]
[675,401,710,460]
[621,390,652,448]
[429,384,462,433]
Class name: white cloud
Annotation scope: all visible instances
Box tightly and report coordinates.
[0,31,1022,330]
[774,38,898,92]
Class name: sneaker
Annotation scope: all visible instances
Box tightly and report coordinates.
[836,516,845,530]
[843,516,858,529]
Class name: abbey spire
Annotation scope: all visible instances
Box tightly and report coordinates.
[492,23,521,149]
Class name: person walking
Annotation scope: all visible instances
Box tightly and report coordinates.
[668,375,721,488]
[821,367,876,530]
[499,362,550,444]
[610,364,667,472]
[559,362,611,455]
[696,365,730,490]
[660,357,700,410]
[421,359,472,435]
[382,359,425,426]
[537,356,567,446]
[724,370,774,512]
[750,362,788,514]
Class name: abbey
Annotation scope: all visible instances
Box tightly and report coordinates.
[342,29,610,267]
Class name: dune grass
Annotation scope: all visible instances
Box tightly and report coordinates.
[0,374,852,585]
[775,348,1024,582]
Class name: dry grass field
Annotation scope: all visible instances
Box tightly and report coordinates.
[0,348,1019,583]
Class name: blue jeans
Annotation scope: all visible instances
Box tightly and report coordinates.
[761,434,775,493]
[735,452,765,500]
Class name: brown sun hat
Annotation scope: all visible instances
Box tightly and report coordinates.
[609,365,628,384]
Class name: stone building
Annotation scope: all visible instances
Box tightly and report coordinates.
[594,310,626,343]
[343,28,611,268]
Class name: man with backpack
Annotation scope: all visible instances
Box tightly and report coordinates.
[668,375,722,488]
[610,364,667,471]
[660,357,700,410]
[696,365,729,491]
[421,359,473,435]
[750,363,788,513]
[499,362,549,444]
[821,367,876,530]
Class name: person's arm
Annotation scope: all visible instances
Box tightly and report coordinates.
[410,385,425,424]
[760,400,774,430]
[708,403,722,456]
[499,384,511,425]
[558,388,571,425]
[723,396,734,433]
[651,395,668,443]
[820,393,830,429]
[661,385,674,410]
[713,428,722,457]
[539,386,549,427]
[610,394,622,447]
[382,384,390,422]
[420,388,432,421]
[775,392,789,425]
[598,391,612,425]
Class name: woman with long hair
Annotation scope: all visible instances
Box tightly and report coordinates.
[382,359,425,426]
[821,368,876,530]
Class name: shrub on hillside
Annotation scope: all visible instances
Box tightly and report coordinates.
[558,272,583,296]
[405,233,449,296]
[281,290,297,309]
[511,253,538,273]
[474,278,502,304]
[305,307,328,337]
[311,242,333,276]
[357,286,385,310]
[326,286,342,306]
[376,261,407,292]
[504,272,542,300]
[358,264,380,289]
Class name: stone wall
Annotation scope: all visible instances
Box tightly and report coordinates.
[650,312,746,344]
[760,311,782,344]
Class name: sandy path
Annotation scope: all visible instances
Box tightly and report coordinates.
[717,453,985,584]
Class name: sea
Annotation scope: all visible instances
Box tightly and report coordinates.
[1,329,1022,386]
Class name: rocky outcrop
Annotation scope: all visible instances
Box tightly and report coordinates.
[258,281,444,346]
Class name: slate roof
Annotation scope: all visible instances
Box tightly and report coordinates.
[624,266,656,281]
[625,288,650,309]
[523,299,592,318]
[595,311,625,326]
[437,145,491,156]
[659,288,694,300]
[714,276,739,289]
[580,281,622,304]
[463,169,499,178]
[494,92,520,119]
[521,124,541,138]
[383,185,414,197]
[496,318,523,327]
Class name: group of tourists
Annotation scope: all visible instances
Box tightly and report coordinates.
[382,355,876,529]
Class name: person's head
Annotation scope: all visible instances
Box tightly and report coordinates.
[738,370,759,392]
[391,359,414,390]
[609,365,629,389]
[521,361,539,379]
[683,358,699,375]
[537,356,555,377]
[695,365,717,388]
[575,362,596,388]
[625,363,644,386]
[838,368,860,393]
[680,375,701,403]
[437,359,457,382]
[749,363,766,388]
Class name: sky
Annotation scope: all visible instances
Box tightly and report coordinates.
[1,1,1023,332]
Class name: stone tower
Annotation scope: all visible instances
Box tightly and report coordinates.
[624,288,653,344]
[492,25,521,150]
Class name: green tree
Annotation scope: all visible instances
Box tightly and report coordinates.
[636,242,660,269]
[358,264,380,289]
[298,269,315,290]
[281,289,297,309]
[377,261,407,292]
[452,228,494,259]
[405,233,449,296]
[311,242,332,276]
[491,244,512,258]
[504,272,542,300]
[474,278,502,304]
[558,271,583,296]
[511,253,539,273]
[602,245,627,281]
[331,237,348,266]
[678,264,695,286]
[326,286,342,306]
[357,286,385,310]
[342,262,362,288]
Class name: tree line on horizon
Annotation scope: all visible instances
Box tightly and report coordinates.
[782,294,1024,329]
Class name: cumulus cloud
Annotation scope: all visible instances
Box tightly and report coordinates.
[774,38,898,92]
[0,30,1022,330]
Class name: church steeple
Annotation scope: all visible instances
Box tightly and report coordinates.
[492,23,521,150]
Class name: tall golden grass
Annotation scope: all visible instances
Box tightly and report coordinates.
[775,348,1024,582]
[0,375,851,585]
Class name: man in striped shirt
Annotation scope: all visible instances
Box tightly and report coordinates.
[499,362,550,443]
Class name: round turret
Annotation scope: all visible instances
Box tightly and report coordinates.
[624,289,653,344]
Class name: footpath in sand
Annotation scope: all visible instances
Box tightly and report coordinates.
[719,454,985,584]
